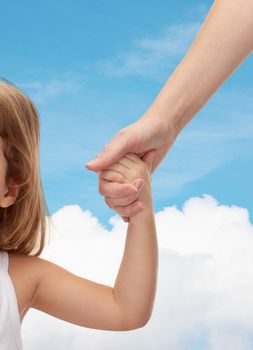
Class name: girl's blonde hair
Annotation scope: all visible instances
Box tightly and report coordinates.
[0,79,51,256]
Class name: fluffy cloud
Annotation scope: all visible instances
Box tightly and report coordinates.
[22,195,253,350]
[19,72,84,104]
[98,22,202,81]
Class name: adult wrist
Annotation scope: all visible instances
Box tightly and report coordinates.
[143,97,184,146]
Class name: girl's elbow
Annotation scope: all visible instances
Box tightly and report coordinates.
[129,316,151,330]
[119,312,152,331]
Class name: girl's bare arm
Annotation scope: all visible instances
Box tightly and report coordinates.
[29,153,157,331]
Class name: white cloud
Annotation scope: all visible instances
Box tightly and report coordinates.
[19,72,84,104]
[98,22,202,80]
[22,195,253,350]
[97,3,211,81]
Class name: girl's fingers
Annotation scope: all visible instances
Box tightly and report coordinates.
[113,200,144,217]
[102,163,129,179]
[99,177,140,198]
[125,152,142,163]
[105,197,145,216]
[117,157,133,169]
[99,169,126,184]
[104,188,140,207]
[104,152,144,177]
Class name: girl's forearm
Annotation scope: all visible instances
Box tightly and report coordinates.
[148,0,253,139]
[112,199,158,329]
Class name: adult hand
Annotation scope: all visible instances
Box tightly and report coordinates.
[85,112,175,221]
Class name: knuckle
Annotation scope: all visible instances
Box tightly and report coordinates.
[111,129,126,142]
[103,143,110,150]
[117,128,127,137]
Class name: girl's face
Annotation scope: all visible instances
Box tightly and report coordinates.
[0,137,19,208]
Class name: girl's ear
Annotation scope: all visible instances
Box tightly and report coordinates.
[0,183,20,208]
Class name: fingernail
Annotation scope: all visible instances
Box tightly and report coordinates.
[86,159,98,166]
[86,160,94,165]
[133,179,144,191]
[138,202,145,209]
[85,159,98,167]
[86,153,103,166]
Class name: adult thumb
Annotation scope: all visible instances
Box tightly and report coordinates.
[85,129,130,172]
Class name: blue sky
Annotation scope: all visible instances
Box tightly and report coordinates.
[1,0,252,228]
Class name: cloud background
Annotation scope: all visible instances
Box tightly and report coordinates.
[1,0,253,349]
[22,195,253,350]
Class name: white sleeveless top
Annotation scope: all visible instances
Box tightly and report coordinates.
[0,251,23,349]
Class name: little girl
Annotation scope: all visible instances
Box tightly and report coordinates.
[0,80,158,349]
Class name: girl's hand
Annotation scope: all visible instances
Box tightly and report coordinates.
[99,152,155,220]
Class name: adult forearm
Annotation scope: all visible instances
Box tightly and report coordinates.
[148,0,253,140]
[113,200,158,329]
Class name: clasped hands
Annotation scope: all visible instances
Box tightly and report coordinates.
[85,113,174,222]
[98,151,154,221]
